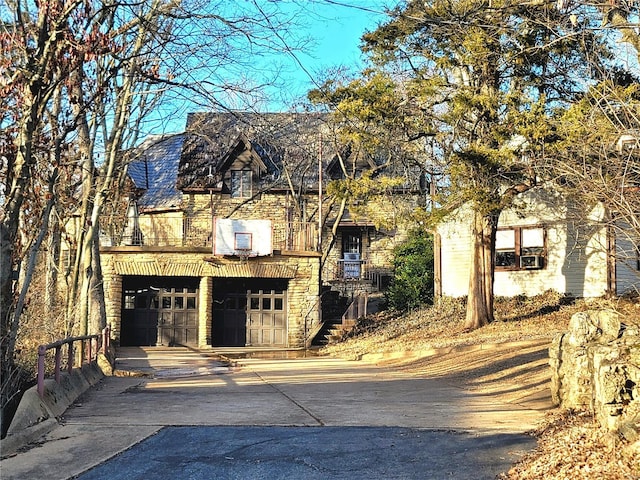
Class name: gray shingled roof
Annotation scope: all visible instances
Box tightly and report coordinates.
[128,134,184,210]
[177,112,336,192]
[129,113,423,208]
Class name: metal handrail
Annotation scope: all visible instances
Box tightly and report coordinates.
[105,214,319,252]
[342,293,369,325]
[334,259,393,286]
[37,326,111,397]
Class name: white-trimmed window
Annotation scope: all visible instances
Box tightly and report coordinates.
[495,226,545,270]
[230,170,252,198]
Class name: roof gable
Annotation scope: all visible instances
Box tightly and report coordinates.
[176,112,331,192]
[326,144,380,180]
[217,132,268,174]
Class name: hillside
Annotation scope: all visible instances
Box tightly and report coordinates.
[321,293,640,480]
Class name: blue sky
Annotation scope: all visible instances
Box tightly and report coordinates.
[280,1,392,100]
[147,1,394,135]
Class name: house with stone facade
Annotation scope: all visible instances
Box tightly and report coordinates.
[99,112,420,349]
[435,185,640,299]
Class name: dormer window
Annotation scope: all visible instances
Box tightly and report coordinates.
[231,170,252,198]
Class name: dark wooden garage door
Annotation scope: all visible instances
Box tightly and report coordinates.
[121,277,199,347]
[212,279,287,347]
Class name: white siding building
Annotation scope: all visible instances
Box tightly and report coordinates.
[436,187,639,298]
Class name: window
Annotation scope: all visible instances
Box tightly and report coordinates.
[124,291,136,310]
[495,226,545,270]
[342,232,361,255]
[230,170,252,198]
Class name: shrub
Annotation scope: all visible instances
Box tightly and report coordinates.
[385,229,434,311]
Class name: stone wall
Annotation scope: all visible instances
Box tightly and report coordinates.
[549,310,640,444]
[101,248,321,348]
[184,191,319,224]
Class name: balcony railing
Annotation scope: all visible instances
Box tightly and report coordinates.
[334,259,392,287]
[273,221,318,252]
[104,214,318,252]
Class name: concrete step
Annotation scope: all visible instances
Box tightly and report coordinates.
[324,322,357,344]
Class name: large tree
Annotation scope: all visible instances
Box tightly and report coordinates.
[0,0,309,434]
[550,2,639,285]
[1,0,93,430]
[309,71,430,271]
[313,0,620,329]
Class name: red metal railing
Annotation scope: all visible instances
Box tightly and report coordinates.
[37,326,111,397]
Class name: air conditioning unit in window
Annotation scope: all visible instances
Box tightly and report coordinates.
[616,133,639,153]
[520,255,543,269]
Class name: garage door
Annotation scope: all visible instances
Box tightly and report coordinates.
[212,279,287,347]
[121,277,199,347]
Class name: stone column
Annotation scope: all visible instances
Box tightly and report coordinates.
[199,276,213,347]
[103,272,122,345]
[287,257,321,348]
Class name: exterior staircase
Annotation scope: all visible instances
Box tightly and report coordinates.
[312,288,348,346]
[323,318,357,344]
[312,289,370,346]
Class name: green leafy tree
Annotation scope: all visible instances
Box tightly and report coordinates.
[313,0,621,330]
[386,230,434,311]
[309,71,423,272]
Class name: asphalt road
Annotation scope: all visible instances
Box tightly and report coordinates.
[75,425,534,480]
[1,346,547,480]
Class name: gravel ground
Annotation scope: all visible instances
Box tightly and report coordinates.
[321,293,640,479]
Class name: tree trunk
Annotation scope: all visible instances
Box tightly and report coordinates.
[464,210,498,330]
[45,206,62,317]
[320,197,347,272]
[0,91,41,434]
[90,229,106,334]
[77,241,93,337]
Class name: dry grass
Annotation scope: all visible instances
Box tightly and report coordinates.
[322,292,586,359]
[321,292,640,480]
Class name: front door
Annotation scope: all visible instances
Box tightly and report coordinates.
[342,231,362,278]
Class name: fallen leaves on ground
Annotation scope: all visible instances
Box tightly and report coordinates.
[499,410,639,480]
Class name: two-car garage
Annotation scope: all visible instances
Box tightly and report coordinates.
[120,276,288,347]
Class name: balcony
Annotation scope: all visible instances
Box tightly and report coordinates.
[334,258,392,290]
[103,213,319,253]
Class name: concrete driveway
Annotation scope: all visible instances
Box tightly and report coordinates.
[0,346,550,479]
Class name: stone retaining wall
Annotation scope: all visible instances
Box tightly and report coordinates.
[549,310,640,444]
